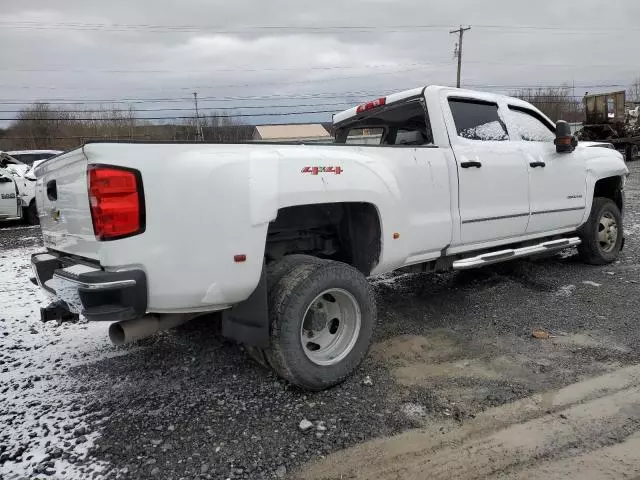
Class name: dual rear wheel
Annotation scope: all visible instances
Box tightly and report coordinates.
[247,255,376,391]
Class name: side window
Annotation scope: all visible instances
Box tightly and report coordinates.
[448,99,508,141]
[344,128,384,145]
[508,106,556,142]
[394,128,430,145]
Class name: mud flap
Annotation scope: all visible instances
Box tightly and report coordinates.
[221,264,270,348]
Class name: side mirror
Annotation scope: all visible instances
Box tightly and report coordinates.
[555,120,578,153]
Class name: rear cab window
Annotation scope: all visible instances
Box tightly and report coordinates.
[335,99,434,147]
[448,98,509,141]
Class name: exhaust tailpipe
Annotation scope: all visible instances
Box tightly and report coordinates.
[109,314,191,345]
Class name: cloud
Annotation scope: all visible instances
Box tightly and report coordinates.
[0,0,638,127]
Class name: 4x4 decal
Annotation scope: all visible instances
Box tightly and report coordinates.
[301,166,343,175]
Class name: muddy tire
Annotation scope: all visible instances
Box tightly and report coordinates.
[24,201,39,225]
[245,255,325,369]
[265,260,376,391]
[578,197,623,265]
[266,254,325,290]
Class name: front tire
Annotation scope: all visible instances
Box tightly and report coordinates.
[578,197,623,265]
[266,260,376,390]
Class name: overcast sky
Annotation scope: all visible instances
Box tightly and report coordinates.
[0,0,638,126]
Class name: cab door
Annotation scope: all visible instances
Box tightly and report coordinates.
[0,169,20,219]
[506,105,586,234]
[445,97,530,244]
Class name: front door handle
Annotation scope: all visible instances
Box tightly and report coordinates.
[460,161,482,169]
[529,161,546,168]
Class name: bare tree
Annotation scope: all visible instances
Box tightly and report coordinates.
[515,86,582,122]
[0,103,252,151]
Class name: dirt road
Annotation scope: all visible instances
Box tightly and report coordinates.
[300,365,640,479]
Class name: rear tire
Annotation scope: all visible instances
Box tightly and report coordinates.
[265,260,376,390]
[578,197,623,265]
[24,201,39,225]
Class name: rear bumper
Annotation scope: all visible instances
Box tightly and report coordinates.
[31,252,147,322]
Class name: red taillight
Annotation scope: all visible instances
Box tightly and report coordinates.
[88,166,144,241]
[356,97,387,113]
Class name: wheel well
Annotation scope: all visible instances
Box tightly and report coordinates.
[594,176,624,212]
[265,202,381,276]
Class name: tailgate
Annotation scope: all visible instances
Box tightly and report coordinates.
[35,148,100,260]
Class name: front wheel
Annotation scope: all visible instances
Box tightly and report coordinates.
[578,197,623,265]
[266,260,376,390]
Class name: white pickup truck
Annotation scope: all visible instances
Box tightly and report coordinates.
[30,86,628,390]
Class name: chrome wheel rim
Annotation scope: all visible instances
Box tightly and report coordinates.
[598,211,618,253]
[300,289,361,366]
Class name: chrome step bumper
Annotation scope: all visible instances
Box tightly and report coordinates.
[452,237,581,270]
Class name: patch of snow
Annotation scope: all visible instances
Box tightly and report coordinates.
[0,225,40,231]
[401,403,427,419]
[370,272,412,286]
[0,245,131,479]
[460,121,508,141]
[556,285,576,297]
[582,281,602,287]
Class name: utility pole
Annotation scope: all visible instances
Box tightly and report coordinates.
[450,25,471,88]
[193,91,204,141]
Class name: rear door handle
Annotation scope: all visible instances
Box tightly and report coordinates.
[460,161,482,169]
[529,161,546,168]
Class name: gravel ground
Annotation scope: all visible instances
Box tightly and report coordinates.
[1,162,639,479]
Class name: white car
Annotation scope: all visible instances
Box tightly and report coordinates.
[0,150,62,224]
[0,166,22,222]
[30,86,627,390]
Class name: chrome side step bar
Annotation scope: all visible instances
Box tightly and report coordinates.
[452,237,581,270]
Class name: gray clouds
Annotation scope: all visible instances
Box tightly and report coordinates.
[0,0,638,124]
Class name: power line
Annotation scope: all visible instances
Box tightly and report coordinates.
[0,65,443,92]
[0,20,636,34]
[0,101,360,114]
[0,62,442,74]
[0,108,342,121]
[0,82,628,104]
[3,60,635,76]
[0,98,596,123]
